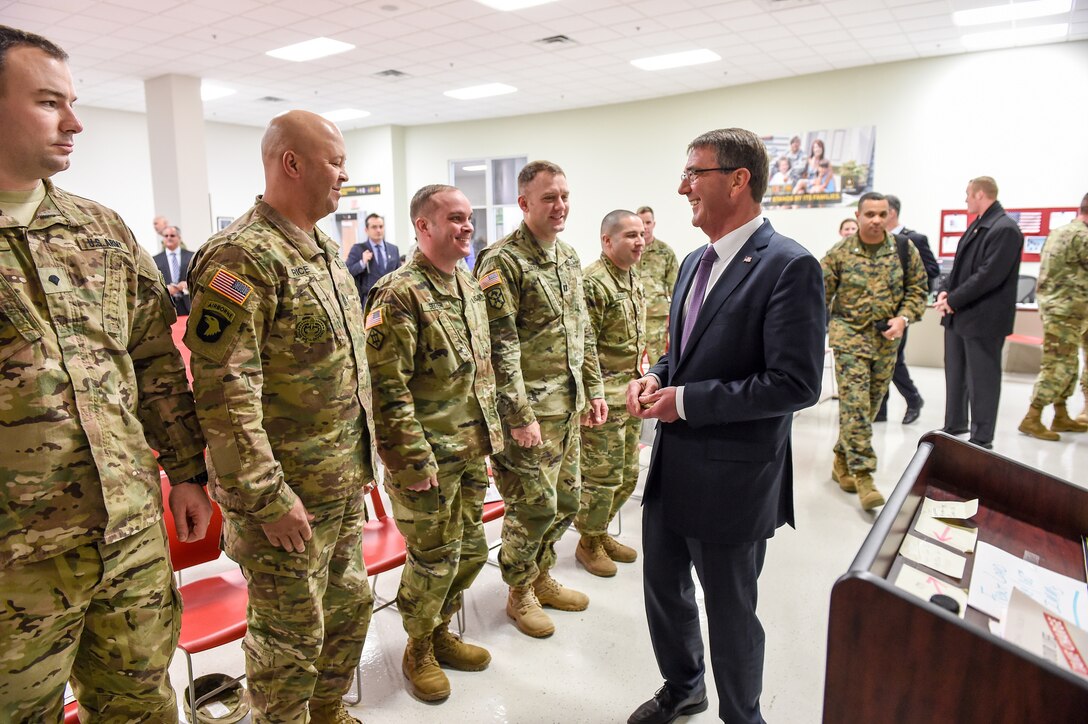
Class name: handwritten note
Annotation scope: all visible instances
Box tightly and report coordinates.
[894,562,968,618]
[913,516,978,553]
[918,497,979,521]
[899,534,967,579]
[966,542,1088,627]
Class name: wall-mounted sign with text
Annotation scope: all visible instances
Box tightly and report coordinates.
[340,184,381,196]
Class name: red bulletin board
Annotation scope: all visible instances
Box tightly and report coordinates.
[938,207,1078,261]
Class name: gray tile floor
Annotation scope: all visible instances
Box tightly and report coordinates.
[169,366,1088,723]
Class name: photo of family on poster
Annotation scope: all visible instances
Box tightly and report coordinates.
[762,127,875,209]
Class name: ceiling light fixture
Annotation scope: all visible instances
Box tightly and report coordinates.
[266,37,355,62]
[961,22,1069,49]
[444,83,517,100]
[320,108,371,122]
[475,0,557,10]
[952,0,1071,27]
[631,49,722,71]
[200,82,235,101]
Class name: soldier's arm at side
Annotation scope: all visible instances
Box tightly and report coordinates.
[363,285,438,489]
[665,247,680,292]
[899,244,929,323]
[580,276,606,422]
[477,252,534,428]
[820,249,839,320]
[185,243,299,524]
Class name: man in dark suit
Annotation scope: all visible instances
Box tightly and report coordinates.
[625,129,825,724]
[152,225,194,315]
[346,212,400,305]
[936,176,1023,449]
[875,194,941,424]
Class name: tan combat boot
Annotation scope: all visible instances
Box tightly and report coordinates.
[855,474,885,511]
[310,701,363,724]
[433,621,491,671]
[1051,402,1088,433]
[533,569,590,611]
[831,452,856,493]
[1018,405,1060,441]
[601,534,637,563]
[506,585,555,638]
[576,535,617,577]
[402,636,451,701]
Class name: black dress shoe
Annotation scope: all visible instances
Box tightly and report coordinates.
[902,399,923,425]
[941,426,969,436]
[968,438,993,450]
[874,409,888,422]
[628,684,709,724]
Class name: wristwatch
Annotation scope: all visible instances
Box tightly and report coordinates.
[899,316,910,326]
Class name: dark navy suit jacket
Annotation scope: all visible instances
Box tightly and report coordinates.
[346,239,401,305]
[645,219,825,544]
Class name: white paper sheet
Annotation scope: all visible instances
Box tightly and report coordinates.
[899,534,967,579]
[967,541,1088,628]
[893,562,968,618]
[1003,587,1088,679]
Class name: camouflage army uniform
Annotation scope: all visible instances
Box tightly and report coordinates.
[1030,220,1088,407]
[364,251,503,639]
[822,232,928,476]
[637,237,679,365]
[0,181,206,722]
[185,198,374,723]
[576,254,646,537]
[475,222,604,587]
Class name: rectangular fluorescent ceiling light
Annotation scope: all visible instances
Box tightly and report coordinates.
[266,37,354,62]
[200,82,235,101]
[444,83,517,100]
[631,49,721,71]
[961,22,1069,49]
[953,0,1071,27]
[462,164,487,172]
[475,0,557,10]
[321,108,371,122]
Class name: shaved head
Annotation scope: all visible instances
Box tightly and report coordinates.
[260,109,348,231]
[261,109,341,171]
[600,208,639,237]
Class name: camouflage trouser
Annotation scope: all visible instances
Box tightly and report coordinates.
[387,457,489,640]
[1031,313,1088,407]
[644,315,670,367]
[491,413,580,587]
[0,521,181,724]
[229,493,373,724]
[833,349,897,475]
[575,410,641,536]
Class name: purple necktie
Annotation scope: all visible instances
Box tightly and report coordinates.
[680,244,718,355]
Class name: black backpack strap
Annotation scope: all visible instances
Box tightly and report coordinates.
[894,232,911,295]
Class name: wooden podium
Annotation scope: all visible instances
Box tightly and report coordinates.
[824,432,1088,723]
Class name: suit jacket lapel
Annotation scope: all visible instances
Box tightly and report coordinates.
[668,249,699,369]
[676,221,771,371]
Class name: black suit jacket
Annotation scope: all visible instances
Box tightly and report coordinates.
[346,240,401,304]
[153,248,194,315]
[898,227,940,285]
[645,220,825,544]
[940,201,1024,338]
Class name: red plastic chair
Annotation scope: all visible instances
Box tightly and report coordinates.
[161,473,248,720]
[63,701,80,723]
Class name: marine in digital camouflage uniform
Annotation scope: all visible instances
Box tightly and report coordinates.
[474,161,606,638]
[822,193,927,510]
[1018,196,1088,440]
[637,206,679,366]
[364,185,502,701]
[0,27,211,723]
[185,111,373,724]
[575,210,646,578]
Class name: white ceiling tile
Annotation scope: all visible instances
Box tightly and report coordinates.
[769,4,833,24]
[891,1,954,21]
[2,1,68,24]
[703,1,771,21]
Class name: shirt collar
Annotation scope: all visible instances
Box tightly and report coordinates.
[708,212,764,262]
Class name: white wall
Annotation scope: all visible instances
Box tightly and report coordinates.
[400,41,1088,267]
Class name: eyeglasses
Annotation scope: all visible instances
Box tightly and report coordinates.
[680,166,740,183]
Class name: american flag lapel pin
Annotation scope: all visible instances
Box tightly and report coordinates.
[743,256,752,263]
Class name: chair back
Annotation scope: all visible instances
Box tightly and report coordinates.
[161,471,224,571]
[1017,275,1037,304]
[368,486,388,519]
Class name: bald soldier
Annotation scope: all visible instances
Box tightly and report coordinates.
[0,26,211,722]
[575,210,647,577]
[185,110,374,724]
[365,185,502,701]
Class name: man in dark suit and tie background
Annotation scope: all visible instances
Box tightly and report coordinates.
[935,176,1024,449]
[152,225,194,315]
[346,212,400,305]
[626,128,825,724]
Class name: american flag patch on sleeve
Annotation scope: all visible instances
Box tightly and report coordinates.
[365,307,383,329]
[479,270,502,290]
[208,268,252,305]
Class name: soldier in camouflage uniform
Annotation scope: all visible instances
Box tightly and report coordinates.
[364,185,502,701]
[822,192,927,511]
[637,206,679,366]
[185,111,373,724]
[575,210,647,578]
[0,27,211,722]
[1018,193,1088,441]
[474,160,607,638]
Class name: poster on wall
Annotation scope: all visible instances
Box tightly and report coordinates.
[938,206,1078,260]
[761,126,876,209]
